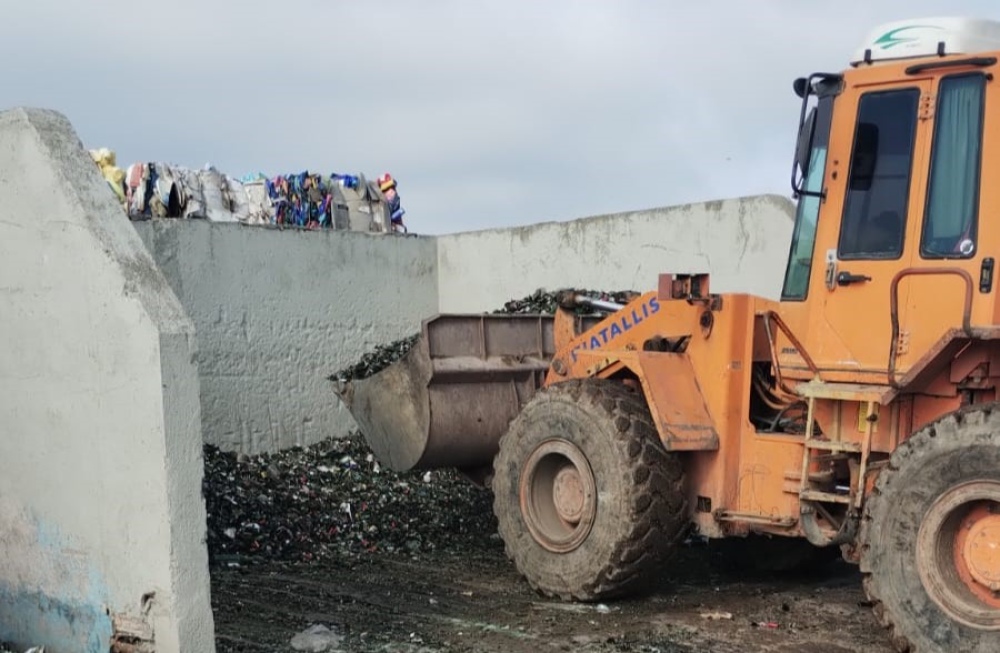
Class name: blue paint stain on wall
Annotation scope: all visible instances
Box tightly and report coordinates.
[0,585,113,652]
[0,512,114,652]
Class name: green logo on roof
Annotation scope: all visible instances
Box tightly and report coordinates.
[874,25,942,49]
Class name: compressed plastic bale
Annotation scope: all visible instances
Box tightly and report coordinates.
[243,180,272,225]
[125,162,149,215]
[225,175,251,223]
[176,167,206,219]
[153,164,186,217]
[329,184,350,230]
[199,167,236,222]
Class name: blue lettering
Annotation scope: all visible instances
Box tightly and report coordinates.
[590,335,602,349]
[641,302,650,318]
[631,308,642,326]
[609,323,622,338]
[649,297,661,313]
[621,313,632,330]
[599,327,610,344]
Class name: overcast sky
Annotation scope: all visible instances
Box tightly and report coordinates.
[2,1,998,235]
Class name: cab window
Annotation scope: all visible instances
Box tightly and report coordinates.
[921,73,986,258]
[838,89,920,260]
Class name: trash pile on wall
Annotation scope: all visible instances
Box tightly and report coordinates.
[89,149,408,234]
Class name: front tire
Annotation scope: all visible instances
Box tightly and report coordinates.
[861,403,1000,652]
[492,378,689,601]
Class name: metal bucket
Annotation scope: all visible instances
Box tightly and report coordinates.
[335,313,575,472]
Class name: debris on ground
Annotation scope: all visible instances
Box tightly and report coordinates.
[202,431,498,565]
[289,624,343,652]
[700,611,734,620]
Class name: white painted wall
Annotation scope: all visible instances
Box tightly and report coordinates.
[134,221,439,452]
[0,109,214,653]
[436,195,795,312]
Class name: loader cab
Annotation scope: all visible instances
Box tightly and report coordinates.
[777,17,1000,385]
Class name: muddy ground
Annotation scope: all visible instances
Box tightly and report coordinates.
[211,539,894,653]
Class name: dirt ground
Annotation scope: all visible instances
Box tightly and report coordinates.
[211,539,894,653]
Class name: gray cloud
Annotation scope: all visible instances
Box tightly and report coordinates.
[2,1,996,233]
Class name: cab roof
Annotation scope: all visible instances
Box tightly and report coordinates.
[851,17,1000,66]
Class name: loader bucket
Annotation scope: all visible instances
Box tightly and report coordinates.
[336,313,596,472]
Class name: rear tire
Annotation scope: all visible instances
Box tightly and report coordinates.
[492,378,689,601]
[861,403,1000,652]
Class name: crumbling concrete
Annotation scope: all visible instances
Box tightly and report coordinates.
[0,108,214,652]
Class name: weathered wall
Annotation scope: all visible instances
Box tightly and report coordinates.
[134,195,794,456]
[133,221,438,452]
[0,109,213,652]
[436,195,795,312]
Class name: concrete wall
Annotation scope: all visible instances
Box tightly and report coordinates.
[436,195,795,313]
[134,221,438,452]
[0,109,214,652]
[134,194,793,456]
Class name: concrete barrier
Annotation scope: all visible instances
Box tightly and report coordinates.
[0,109,214,652]
[134,221,439,452]
[136,194,794,456]
[436,195,795,313]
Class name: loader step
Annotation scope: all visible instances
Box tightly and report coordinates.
[804,439,862,453]
[795,380,895,403]
[800,489,853,504]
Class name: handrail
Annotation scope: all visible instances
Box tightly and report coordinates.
[888,267,974,388]
[762,310,822,395]
[905,56,997,75]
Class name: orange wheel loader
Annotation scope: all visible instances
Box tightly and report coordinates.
[336,17,1000,652]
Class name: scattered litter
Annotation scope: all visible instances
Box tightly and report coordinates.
[595,603,611,614]
[700,611,733,620]
[752,621,780,629]
[290,624,343,652]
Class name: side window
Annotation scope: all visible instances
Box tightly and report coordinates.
[781,97,833,300]
[921,74,986,258]
[838,89,920,260]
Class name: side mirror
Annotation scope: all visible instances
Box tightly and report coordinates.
[795,108,817,180]
[793,77,809,99]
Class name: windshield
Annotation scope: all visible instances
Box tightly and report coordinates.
[781,95,834,300]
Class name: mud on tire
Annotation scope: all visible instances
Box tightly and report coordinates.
[861,402,1000,652]
[491,378,689,601]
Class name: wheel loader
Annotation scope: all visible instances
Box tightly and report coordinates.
[336,17,1000,652]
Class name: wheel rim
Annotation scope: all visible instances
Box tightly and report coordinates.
[916,479,1000,629]
[519,438,597,553]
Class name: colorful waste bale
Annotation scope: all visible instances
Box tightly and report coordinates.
[92,152,406,233]
[259,171,390,231]
[377,172,407,233]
